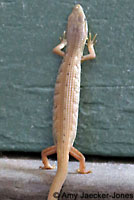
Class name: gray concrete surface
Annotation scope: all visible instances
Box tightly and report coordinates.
[0,158,134,200]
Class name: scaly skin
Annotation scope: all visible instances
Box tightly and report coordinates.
[40,4,97,200]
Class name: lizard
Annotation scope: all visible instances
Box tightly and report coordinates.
[40,4,97,200]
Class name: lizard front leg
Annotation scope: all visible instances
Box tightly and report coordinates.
[40,145,56,170]
[81,33,97,61]
[53,31,67,57]
[70,146,92,174]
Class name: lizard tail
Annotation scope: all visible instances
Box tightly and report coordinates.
[48,145,69,200]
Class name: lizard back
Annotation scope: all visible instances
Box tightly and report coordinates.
[53,5,88,150]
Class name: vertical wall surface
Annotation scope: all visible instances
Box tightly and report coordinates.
[0,0,134,156]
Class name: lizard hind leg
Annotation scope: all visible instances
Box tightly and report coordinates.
[70,146,92,174]
[40,145,56,170]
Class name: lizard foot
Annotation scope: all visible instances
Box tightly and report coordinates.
[59,30,66,42]
[39,164,56,170]
[87,32,97,47]
[77,169,92,174]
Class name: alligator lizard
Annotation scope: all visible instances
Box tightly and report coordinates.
[40,4,97,200]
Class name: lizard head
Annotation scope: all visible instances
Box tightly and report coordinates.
[67,4,88,46]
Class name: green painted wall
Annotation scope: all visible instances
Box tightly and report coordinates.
[0,0,134,156]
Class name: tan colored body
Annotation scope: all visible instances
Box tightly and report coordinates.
[53,36,82,149]
[40,4,97,200]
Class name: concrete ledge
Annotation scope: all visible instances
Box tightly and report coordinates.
[0,158,134,200]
